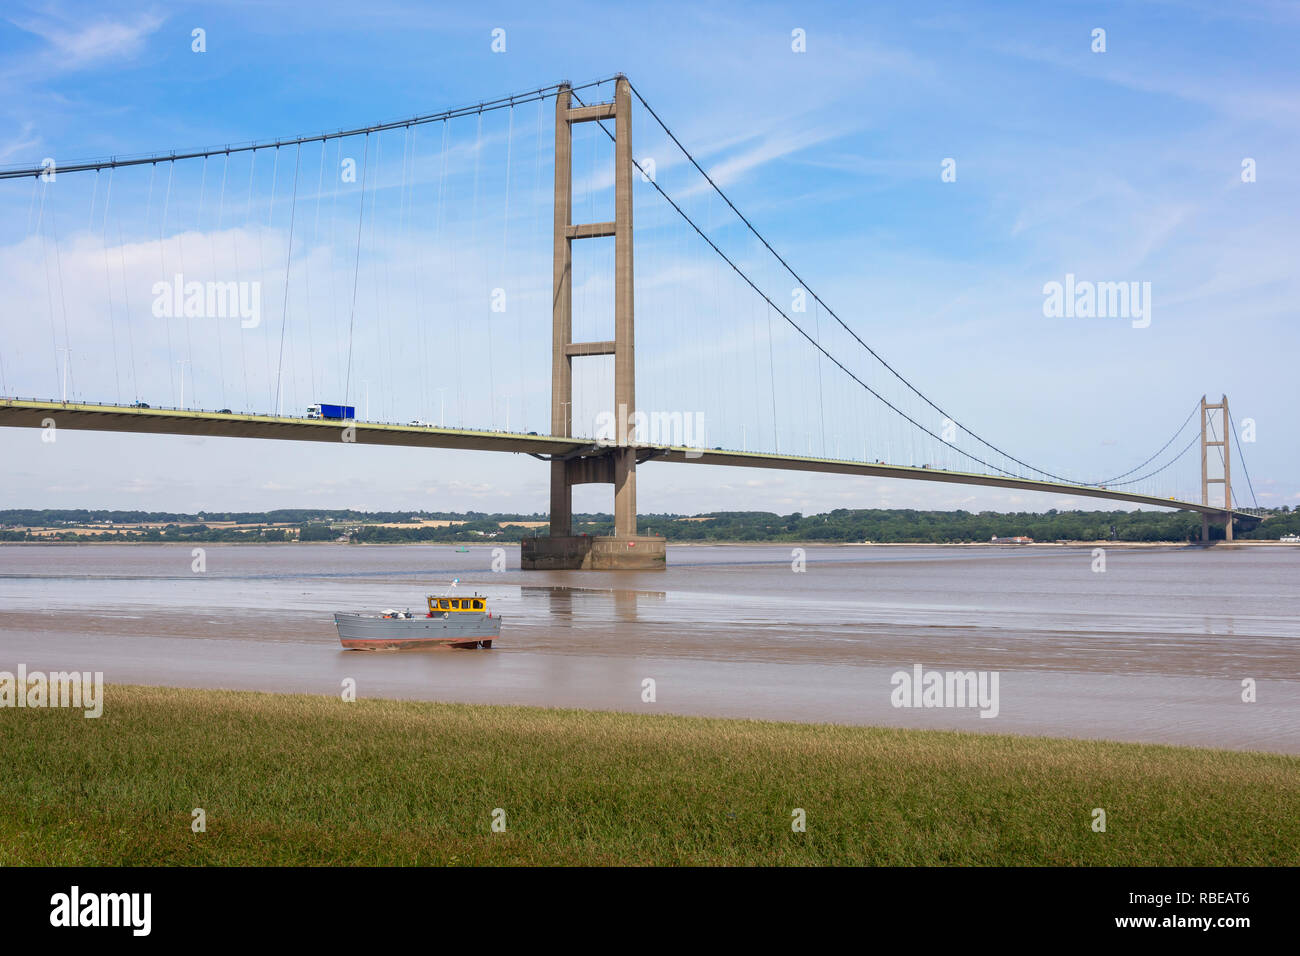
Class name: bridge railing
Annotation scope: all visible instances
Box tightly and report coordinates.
[0,396,548,436]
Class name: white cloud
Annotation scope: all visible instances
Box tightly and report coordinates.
[7,11,164,71]
[0,122,40,163]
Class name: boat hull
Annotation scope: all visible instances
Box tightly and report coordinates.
[334,612,500,650]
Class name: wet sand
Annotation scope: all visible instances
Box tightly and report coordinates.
[1,543,1296,752]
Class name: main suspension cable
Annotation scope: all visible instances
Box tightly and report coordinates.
[623,77,1193,490]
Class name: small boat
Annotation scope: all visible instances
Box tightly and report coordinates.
[335,592,500,650]
[455,546,470,552]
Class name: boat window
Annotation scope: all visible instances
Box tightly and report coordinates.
[439,599,449,609]
[451,599,461,609]
[473,600,484,609]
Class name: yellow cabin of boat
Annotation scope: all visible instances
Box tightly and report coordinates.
[427,596,487,613]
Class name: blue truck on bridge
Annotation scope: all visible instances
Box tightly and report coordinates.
[307,403,356,420]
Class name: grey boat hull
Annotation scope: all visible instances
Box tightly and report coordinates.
[334,611,501,650]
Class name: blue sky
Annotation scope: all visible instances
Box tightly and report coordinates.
[0,0,1296,516]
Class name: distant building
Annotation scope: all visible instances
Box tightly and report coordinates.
[1281,534,1300,543]
[991,535,1034,544]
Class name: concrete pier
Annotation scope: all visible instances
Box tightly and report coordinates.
[521,535,667,570]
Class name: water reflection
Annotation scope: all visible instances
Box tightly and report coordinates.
[520,585,667,625]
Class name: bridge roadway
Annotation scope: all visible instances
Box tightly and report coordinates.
[0,399,1260,527]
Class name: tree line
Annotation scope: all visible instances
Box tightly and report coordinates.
[2,507,1296,543]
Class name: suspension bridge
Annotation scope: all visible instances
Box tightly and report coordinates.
[0,74,1261,568]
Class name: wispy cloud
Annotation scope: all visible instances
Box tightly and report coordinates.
[0,121,40,162]
[699,122,854,190]
[6,9,164,73]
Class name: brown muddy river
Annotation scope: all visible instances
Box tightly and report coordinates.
[1,543,1296,752]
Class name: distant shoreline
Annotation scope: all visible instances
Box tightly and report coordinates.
[1,538,1293,548]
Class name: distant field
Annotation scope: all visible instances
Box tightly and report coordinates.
[1,685,1296,866]
[5,518,548,537]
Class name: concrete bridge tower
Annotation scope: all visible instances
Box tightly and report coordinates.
[521,76,667,569]
[1200,394,1234,542]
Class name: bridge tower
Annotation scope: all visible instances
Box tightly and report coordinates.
[522,76,666,569]
[1200,394,1233,542]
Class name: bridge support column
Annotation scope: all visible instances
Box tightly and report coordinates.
[548,84,574,539]
[613,75,637,540]
[526,75,665,570]
[1201,394,1233,543]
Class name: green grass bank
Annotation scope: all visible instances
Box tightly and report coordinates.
[1,684,1295,866]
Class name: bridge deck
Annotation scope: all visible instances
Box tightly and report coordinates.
[0,399,1257,523]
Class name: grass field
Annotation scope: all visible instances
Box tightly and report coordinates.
[1,684,1296,866]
